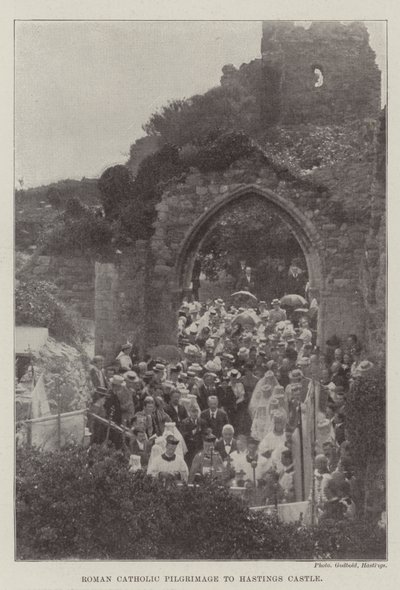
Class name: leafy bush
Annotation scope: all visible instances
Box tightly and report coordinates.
[346,366,385,473]
[15,280,88,346]
[41,197,114,259]
[16,445,386,560]
[345,366,386,518]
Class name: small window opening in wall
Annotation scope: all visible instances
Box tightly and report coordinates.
[313,67,324,88]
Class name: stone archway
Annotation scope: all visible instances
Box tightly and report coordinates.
[173,184,326,345]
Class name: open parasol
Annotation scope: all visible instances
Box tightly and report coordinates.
[280,294,307,308]
[230,290,258,307]
[231,310,258,328]
[293,308,309,315]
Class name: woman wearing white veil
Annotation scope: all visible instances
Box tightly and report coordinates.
[248,370,279,419]
[250,383,272,442]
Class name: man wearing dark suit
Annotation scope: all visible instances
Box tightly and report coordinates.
[90,356,107,390]
[181,406,203,467]
[199,395,229,439]
[166,389,188,432]
[215,424,237,461]
[129,427,152,469]
[198,373,218,411]
[236,266,256,293]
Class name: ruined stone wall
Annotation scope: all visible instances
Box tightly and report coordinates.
[92,20,384,359]
[143,155,371,349]
[261,22,381,126]
[94,241,150,361]
[21,254,95,319]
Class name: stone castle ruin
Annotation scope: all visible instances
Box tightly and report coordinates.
[17,22,386,362]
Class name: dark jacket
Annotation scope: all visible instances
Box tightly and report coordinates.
[166,403,188,430]
[199,408,229,438]
[181,416,203,465]
[197,385,217,411]
[188,449,226,484]
[129,438,152,468]
[214,437,238,461]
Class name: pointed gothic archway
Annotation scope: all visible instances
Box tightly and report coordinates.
[172,184,326,346]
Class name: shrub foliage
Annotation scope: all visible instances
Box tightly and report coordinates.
[16,445,386,560]
[15,280,87,345]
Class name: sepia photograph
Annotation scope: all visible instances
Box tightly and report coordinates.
[13,18,387,562]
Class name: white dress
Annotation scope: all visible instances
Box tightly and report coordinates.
[249,371,278,419]
[147,452,188,482]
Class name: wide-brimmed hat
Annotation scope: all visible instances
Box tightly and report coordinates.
[228,369,241,379]
[204,360,218,372]
[271,299,280,305]
[153,363,165,372]
[184,344,198,355]
[221,353,234,362]
[111,375,125,386]
[358,360,374,375]
[297,357,310,366]
[124,370,140,383]
[203,372,217,380]
[189,363,203,373]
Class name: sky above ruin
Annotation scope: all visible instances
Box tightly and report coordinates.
[15,21,386,189]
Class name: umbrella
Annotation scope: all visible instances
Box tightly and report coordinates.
[280,294,307,308]
[148,345,183,364]
[230,291,258,307]
[232,311,257,328]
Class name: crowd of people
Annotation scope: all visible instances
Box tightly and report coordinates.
[88,289,375,521]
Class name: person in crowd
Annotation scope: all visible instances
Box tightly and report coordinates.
[269,299,287,326]
[286,259,307,295]
[165,388,188,431]
[103,382,123,449]
[90,355,107,391]
[322,440,339,473]
[124,370,143,412]
[189,432,226,483]
[319,478,347,522]
[135,396,164,439]
[110,375,135,427]
[181,404,203,467]
[215,424,237,462]
[147,435,188,482]
[199,395,229,439]
[88,386,109,445]
[129,426,152,469]
[84,290,371,515]
[116,343,134,372]
[198,371,218,411]
[278,449,295,503]
[236,437,271,488]
[259,412,287,457]
[312,454,332,513]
